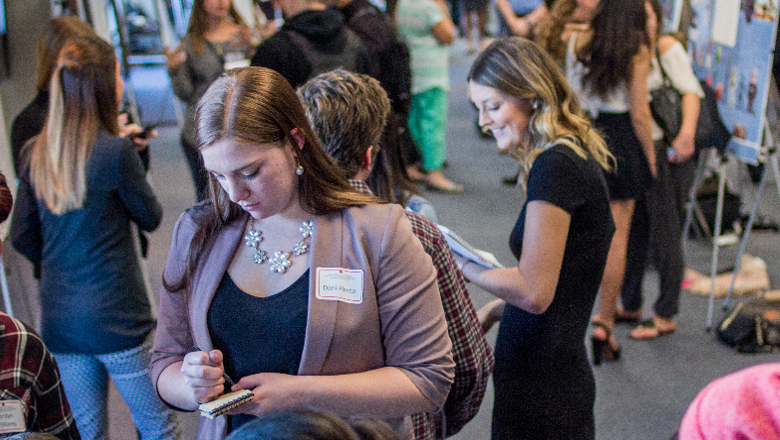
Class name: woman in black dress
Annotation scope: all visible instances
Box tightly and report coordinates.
[463,37,615,439]
[563,0,656,361]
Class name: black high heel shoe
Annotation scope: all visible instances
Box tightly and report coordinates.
[591,321,622,366]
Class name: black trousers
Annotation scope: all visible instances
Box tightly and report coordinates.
[622,140,696,318]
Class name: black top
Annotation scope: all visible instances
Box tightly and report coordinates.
[10,131,162,354]
[208,270,309,431]
[492,143,614,440]
[10,92,49,176]
[250,9,370,89]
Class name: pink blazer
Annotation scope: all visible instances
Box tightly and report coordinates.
[150,203,454,439]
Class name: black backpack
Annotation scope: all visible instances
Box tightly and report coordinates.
[347,4,412,118]
[286,28,366,80]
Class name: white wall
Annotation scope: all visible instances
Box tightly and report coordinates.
[0,0,52,186]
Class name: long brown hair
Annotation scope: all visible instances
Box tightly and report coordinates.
[29,36,120,214]
[469,38,613,188]
[186,0,249,54]
[164,67,379,293]
[582,0,649,98]
[534,0,577,64]
[35,17,96,92]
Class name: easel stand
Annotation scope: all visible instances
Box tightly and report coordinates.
[682,77,780,331]
[681,149,731,330]
[720,146,780,317]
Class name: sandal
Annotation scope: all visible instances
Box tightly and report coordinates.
[615,307,642,324]
[591,321,621,366]
[426,180,465,194]
[424,170,464,194]
[629,318,675,340]
[406,165,428,184]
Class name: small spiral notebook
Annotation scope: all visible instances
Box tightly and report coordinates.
[198,389,254,419]
[437,225,505,269]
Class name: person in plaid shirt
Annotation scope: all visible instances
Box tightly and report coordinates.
[0,171,79,440]
[298,69,494,439]
[0,313,80,440]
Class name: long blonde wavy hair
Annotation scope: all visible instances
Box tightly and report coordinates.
[468,37,613,188]
[29,36,120,214]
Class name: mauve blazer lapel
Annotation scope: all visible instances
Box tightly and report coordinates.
[299,211,342,375]
[190,215,248,351]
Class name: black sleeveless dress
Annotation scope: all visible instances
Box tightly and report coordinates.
[491,144,615,440]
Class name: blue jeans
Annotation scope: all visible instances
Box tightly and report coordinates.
[54,336,180,440]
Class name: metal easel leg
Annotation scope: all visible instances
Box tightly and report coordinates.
[706,154,728,331]
[682,148,713,245]
[722,154,770,309]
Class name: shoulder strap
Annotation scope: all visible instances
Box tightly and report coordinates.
[656,46,671,85]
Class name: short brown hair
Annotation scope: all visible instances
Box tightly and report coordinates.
[298,69,391,180]
[35,17,96,91]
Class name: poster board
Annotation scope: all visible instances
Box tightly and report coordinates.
[659,0,685,33]
[688,0,779,164]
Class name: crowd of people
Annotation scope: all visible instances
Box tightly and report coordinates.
[0,0,776,439]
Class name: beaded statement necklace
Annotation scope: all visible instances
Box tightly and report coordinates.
[244,219,313,274]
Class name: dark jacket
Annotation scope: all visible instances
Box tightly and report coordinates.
[10,92,49,176]
[339,0,412,117]
[250,9,369,88]
[10,131,162,354]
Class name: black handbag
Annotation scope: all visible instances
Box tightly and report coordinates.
[649,48,731,152]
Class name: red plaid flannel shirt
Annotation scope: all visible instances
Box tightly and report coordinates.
[350,181,494,439]
[0,313,80,439]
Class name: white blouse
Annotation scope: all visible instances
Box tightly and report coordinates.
[566,31,631,118]
[648,40,704,140]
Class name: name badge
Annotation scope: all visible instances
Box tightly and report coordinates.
[224,52,250,71]
[0,400,25,434]
[316,267,364,304]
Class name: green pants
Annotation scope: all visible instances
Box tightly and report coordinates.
[408,87,448,172]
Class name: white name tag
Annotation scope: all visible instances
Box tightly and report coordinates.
[316,267,364,304]
[224,52,250,71]
[224,58,251,70]
[0,400,26,434]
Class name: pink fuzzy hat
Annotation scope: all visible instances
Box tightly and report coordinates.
[679,362,780,439]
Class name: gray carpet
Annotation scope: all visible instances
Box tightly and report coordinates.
[95,38,780,439]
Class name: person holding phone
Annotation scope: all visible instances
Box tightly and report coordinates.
[166,0,257,201]
[10,36,178,440]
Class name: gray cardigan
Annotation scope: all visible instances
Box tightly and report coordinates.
[150,203,454,439]
[168,35,255,147]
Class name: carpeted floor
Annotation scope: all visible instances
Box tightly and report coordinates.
[91,38,780,440]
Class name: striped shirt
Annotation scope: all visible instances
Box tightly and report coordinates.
[395,0,451,94]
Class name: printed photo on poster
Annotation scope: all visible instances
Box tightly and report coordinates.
[688,0,779,159]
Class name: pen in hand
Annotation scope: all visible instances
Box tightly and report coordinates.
[191,345,237,387]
